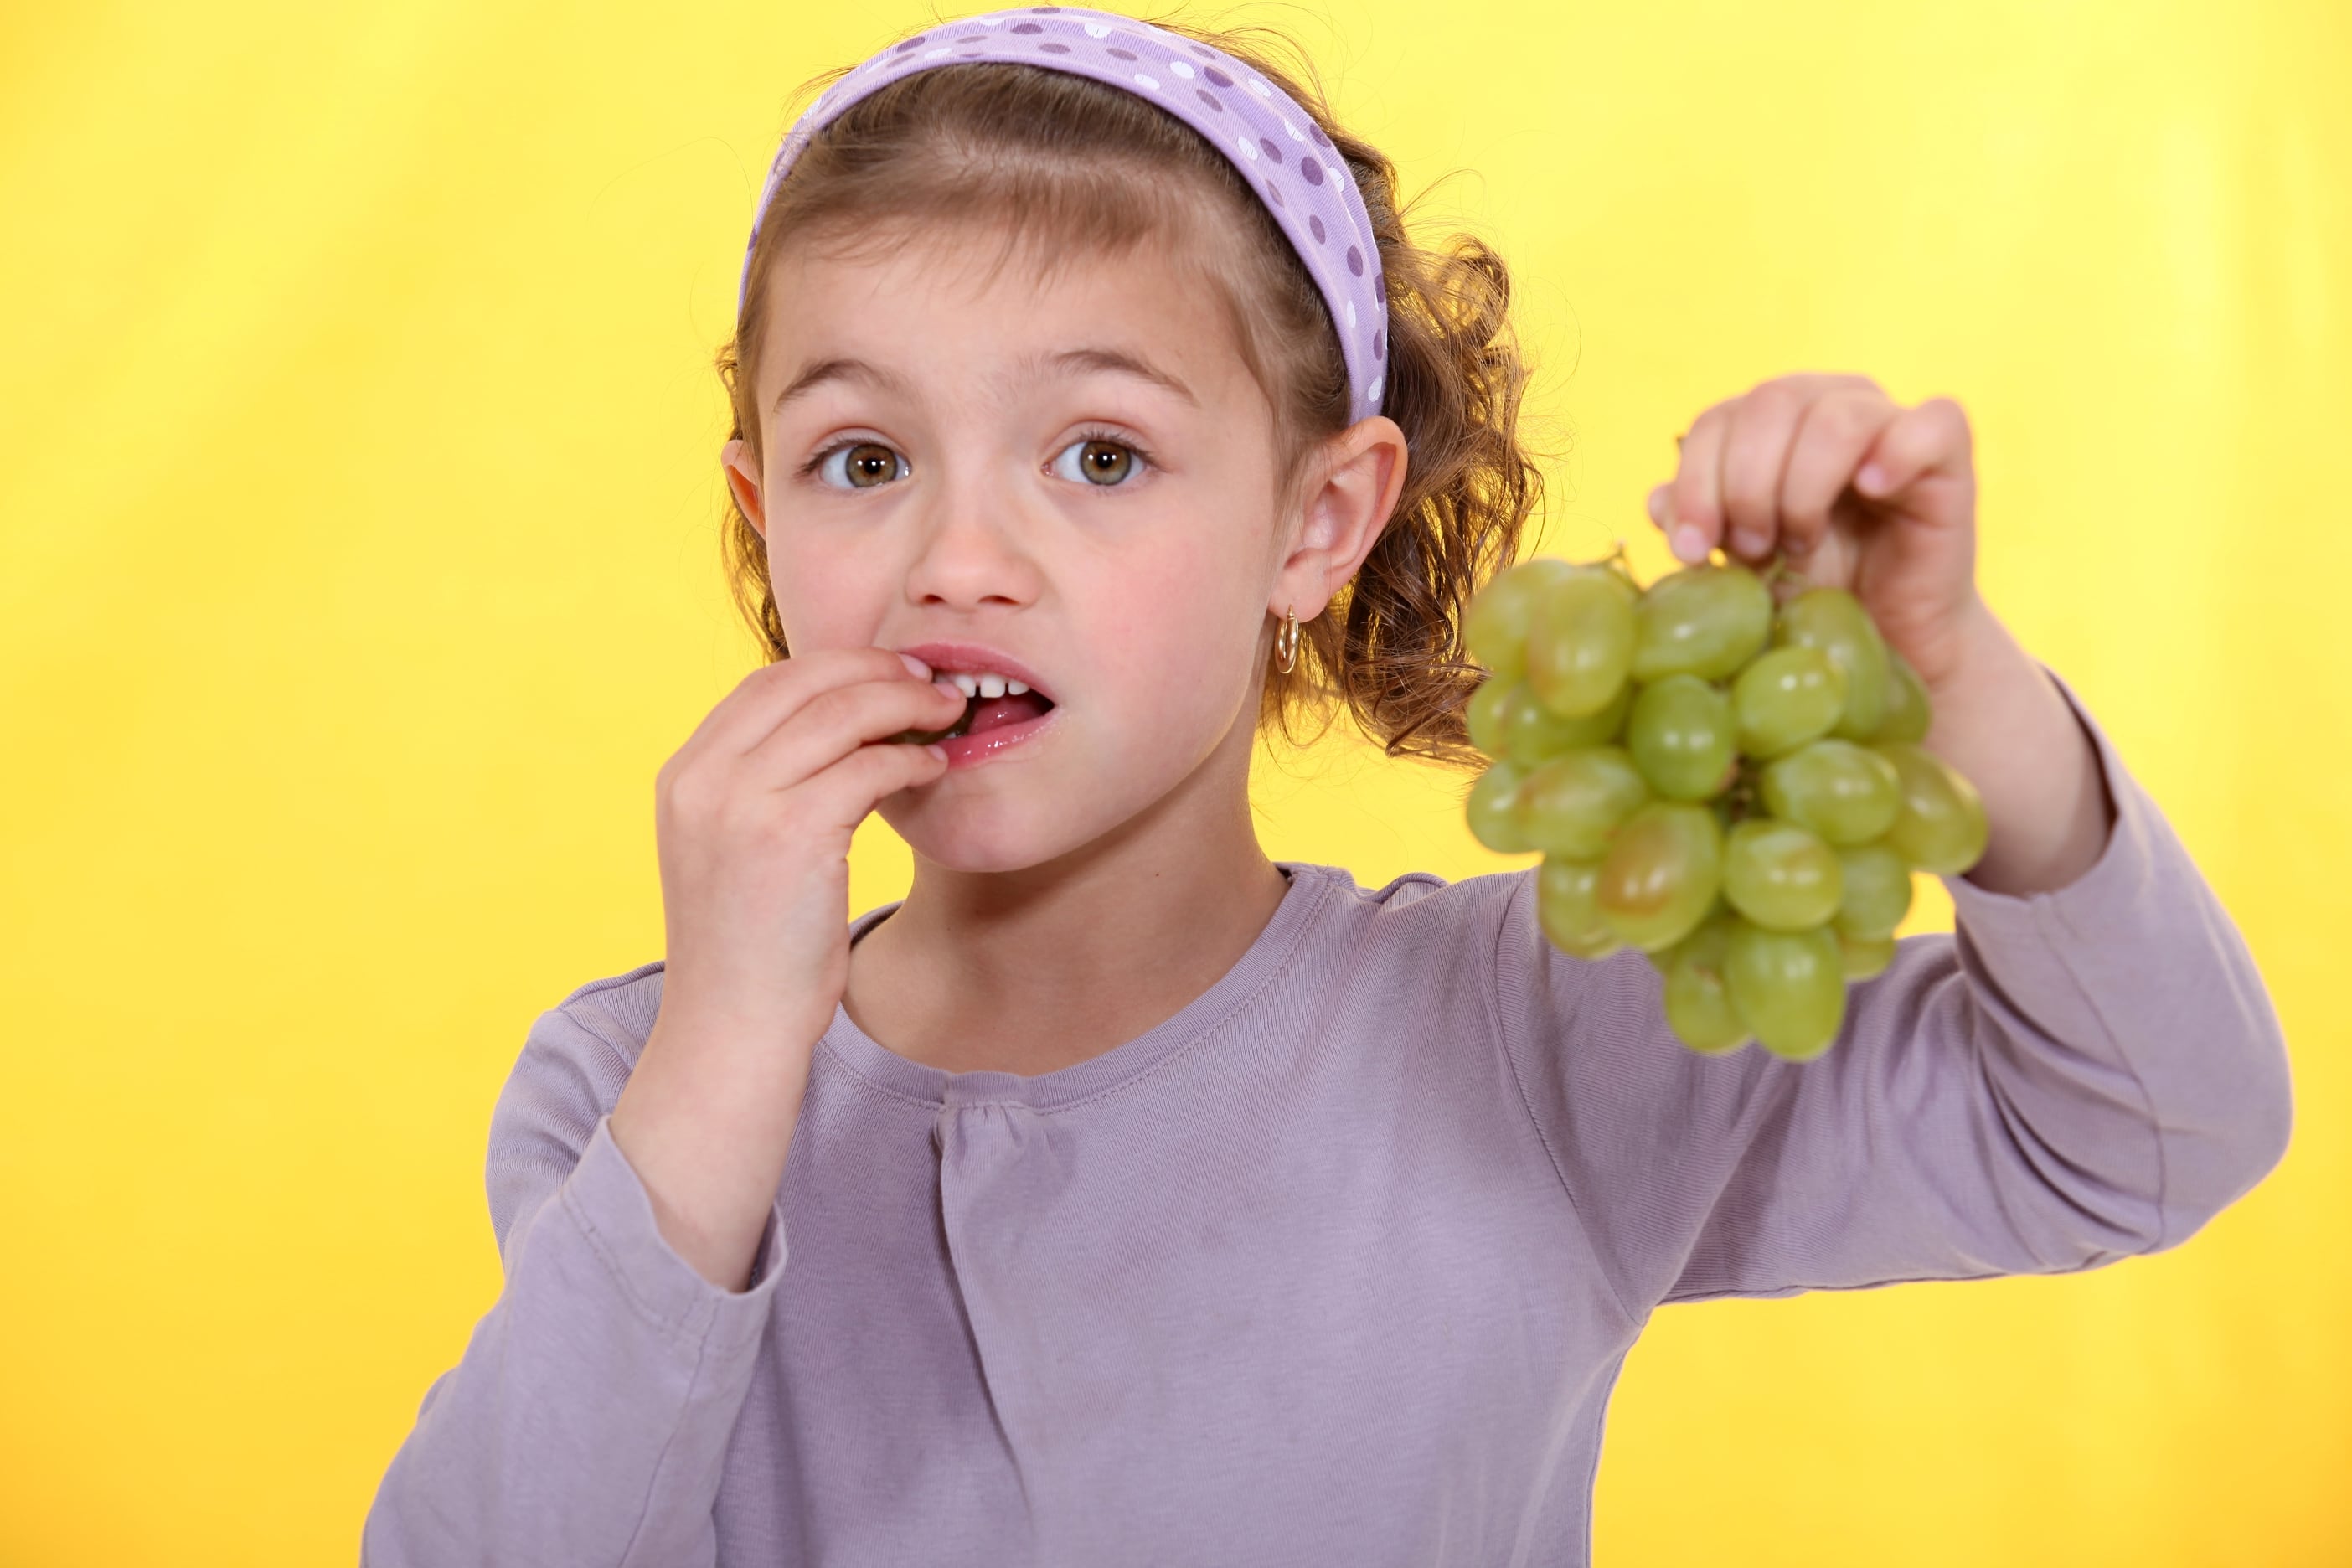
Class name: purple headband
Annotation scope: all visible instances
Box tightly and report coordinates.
[737,5,1390,424]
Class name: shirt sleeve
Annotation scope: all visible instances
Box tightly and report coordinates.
[362,995,787,1567]
[1491,670,2294,1322]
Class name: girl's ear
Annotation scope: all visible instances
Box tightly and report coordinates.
[1272,415,1410,619]
[721,437,769,541]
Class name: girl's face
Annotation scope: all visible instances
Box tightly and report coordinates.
[723,224,1402,874]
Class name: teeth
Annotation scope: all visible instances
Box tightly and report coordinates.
[941,670,1039,700]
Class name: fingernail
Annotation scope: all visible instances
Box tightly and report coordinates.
[1646,486,1669,525]
[926,744,949,761]
[1734,528,1769,557]
[899,652,931,678]
[1856,463,1890,496]
[1669,524,1709,563]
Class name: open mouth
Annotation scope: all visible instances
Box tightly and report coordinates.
[892,661,1058,748]
[900,687,1056,745]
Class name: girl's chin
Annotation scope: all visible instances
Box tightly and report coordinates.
[879,726,1230,874]
[876,799,1076,876]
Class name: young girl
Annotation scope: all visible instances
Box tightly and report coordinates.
[364,8,2292,1564]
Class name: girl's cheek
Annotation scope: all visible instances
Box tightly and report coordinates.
[1081,576,1267,745]
[768,539,900,642]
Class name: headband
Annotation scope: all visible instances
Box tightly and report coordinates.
[737,5,1390,424]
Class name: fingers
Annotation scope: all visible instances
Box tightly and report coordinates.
[739,672,967,791]
[1716,381,1813,560]
[800,730,955,824]
[1651,374,1893,565]
[1779,387,1901,556]
[658,672,958,836]
[688,646,956,763]
[1854,395,1972,505]
[1659,402,1729,563]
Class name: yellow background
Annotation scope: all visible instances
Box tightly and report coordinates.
[3,0,2344,1560]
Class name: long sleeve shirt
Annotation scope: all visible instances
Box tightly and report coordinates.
[362,680,2293,1567]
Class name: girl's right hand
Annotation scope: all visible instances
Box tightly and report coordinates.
[648,647,962,1050]
[607,647,963,1291]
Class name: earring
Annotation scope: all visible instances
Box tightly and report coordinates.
[1273,604,1301,674]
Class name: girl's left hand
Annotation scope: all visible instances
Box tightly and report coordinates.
[1648,373,1989,691]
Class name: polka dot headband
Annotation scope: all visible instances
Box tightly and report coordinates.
[737,5,1390,424]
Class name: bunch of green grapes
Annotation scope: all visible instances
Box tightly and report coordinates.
[1462,553,1988,1062]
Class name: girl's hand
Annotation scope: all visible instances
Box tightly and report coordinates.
[1649,372,2114,898]
[648,646,964,1048]
[1648,373,1988,690]
[609,647,963,1290]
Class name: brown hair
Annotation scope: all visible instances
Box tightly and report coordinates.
[714,13,1545,771]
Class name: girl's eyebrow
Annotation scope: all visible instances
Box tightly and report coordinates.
[771,348,1198,416]
[772,357,913,415]
[1024,347,1198,408]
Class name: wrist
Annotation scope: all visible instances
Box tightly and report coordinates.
[656,955,836,1051]
[1916,591,2009,703]
[1911,606,2113,897]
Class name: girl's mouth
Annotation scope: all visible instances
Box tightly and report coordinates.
[889,649,1060,769]
[912,689,1055,744]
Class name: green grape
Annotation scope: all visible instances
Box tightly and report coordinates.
[1839,931,1896,980]
[1663,914,1749,1054]
[1526,570,1638,719]
[1466,760,1534,854]
[1875,742,1991,874]
[1515,747,1650,859]
[1758,739,1902,846]
[1833,842,1913,939]
[1732,645,1848,759]
[1721,818,1844,931]
[1871,650,1932,744]
[1464,558,1577,686]
[1471,678,1631,766]
[1537,682,1634,758]
[1630,564,1774,683]
[1537,855,1622,959]
[1724,920,1847,1061]
[1626,674,1737,801]
[1466,678,1515,757]
[1595,801,1723,952]
[1775,587,1892,740]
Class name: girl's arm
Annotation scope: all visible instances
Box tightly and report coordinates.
[363,985,784,1567]
[1496,672,2291,1310]
[1913,597,2113,897]
[364,648,962,1561]
[1482,375,2293,1315]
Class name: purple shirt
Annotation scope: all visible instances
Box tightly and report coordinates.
[364,682,2292,1566]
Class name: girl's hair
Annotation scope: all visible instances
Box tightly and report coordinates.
[715,13,1544,771]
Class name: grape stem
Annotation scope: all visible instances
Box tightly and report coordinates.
[1588,539,1642,596]
[1719,762,1764,826]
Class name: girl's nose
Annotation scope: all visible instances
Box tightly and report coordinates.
[902,474,1045,612]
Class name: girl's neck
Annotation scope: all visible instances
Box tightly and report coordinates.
[842,742,1291,1080]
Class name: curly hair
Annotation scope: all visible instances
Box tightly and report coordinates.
[714,13,1546,772]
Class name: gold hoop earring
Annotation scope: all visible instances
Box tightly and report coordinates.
[1273,604,1301,675]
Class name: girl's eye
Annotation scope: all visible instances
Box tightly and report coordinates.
[814,441,910,490]
[1050,436,1143,487]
